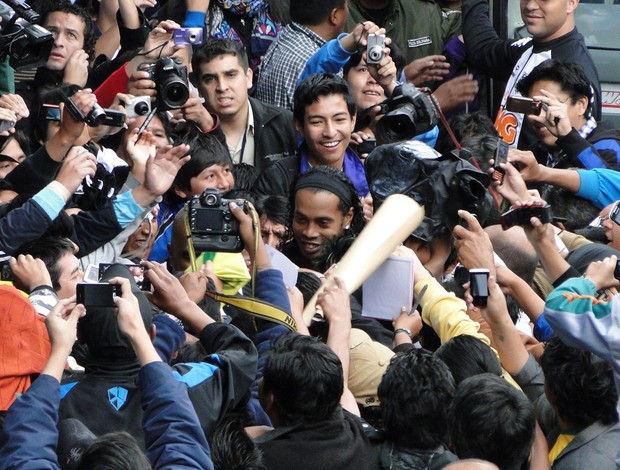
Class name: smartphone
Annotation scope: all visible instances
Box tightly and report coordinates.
[506,96,543,116]
[500,205,552,230]
[492,138,510,183]
[0,262,14,281]
[470,268,490,307]
[357,138,377,155]
[99,263,151,291]
[76,283,121,308]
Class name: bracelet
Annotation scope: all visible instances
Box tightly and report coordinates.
[393,327,412,338]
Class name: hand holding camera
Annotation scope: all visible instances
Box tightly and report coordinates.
[55,146,97,194]
[453,209,496,278]
[45,297,85,363]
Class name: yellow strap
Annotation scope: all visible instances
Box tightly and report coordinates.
[205,290,297,331]
[183,201,296,332]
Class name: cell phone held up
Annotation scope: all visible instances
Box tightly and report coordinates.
[492,138,510,183]
[76,283,121,308]
[506,96,544,116]
[469,268,490,307]
[500,205,552,230]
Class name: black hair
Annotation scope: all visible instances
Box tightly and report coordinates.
[516,60,593,118]
[343,42,406,83]
[255,194,289,227]
[293,73,356,124]
[173,132,233,195]
[378,349,455,449]
[41,0,96,60]
[15,237,75,290]
[77,432,150,470]
[461,133,501,173]
[262,333,343,426]
[540,336,618,427]
[448,374,535,470]
[210,415,266,470]
[34,84,82,143]
[294,270,322,306]
[541,185,599,232]
[289,0,345,26]
[232,163,259,191]
[192,38,249,81]
[290,165,365,235]
[0,129,30,157]
[435,111,498,157]
[435,335,503,385]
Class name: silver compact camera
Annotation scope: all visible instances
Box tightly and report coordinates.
[124,96,151,119]
[366,34,385,65]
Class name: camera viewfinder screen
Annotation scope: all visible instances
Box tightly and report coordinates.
[195,209,224,232]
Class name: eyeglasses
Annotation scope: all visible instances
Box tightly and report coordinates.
[590,201,620,227]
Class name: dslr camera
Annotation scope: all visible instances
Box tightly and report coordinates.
[187,189,245,253]
[375,83,439,143]
[138,57,189,111]
[0,0,53,70]
[366,33,385,65]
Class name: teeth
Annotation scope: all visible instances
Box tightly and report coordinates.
[322,142,339,147]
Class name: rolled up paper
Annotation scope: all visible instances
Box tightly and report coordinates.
[302,194,425,326]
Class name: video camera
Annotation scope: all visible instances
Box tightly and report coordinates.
[138,57,189,111]
[0,0,53,70]
[375,83,439,143]
[187,189,245,253]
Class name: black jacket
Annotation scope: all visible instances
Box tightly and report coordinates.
[59,322,257,447]
[213,97,297,172]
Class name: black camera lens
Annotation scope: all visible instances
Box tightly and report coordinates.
[162,82,189,108]
[88,104,107,126]
[134,101,150,116]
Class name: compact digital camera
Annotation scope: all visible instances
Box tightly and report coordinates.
[173,27,203,46]
[138,57,189,111]
[187,189,245,253]
[123,96,151,119]
[366,34,385,65]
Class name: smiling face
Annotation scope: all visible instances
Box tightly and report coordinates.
[296,93,356,168]
[44,11,86,71]
[123,216,158,259]
[526,79,587,148]
[56,251,84,300]
[345,60,385,111]
[520,0,577,42]
[197,54,252,121]
[292,189,353,266]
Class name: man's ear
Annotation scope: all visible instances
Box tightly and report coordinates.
[567,0,579,14]
[329,5,346,27]
[246,67,253,90]
[148,323,157,343]
[576,95,589,117]
[343,206,354,229]
[295,119,304,136]
[174,186,188,199]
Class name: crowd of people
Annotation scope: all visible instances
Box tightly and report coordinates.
[0,0,619,468]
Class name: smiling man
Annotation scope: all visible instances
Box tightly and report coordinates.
[192,39,297,171]
[281,166,365,269]
[254,73,369,199]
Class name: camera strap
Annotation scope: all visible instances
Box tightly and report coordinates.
[182,205,297,332]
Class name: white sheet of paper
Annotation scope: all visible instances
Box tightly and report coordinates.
[265,245,299,288]
[362,255,414,320]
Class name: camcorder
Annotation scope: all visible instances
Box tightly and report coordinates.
[76,283,122,308]
[375,83,439,143]
[173,27,203,46]
[63,95,126,127]
[366,33,385,65]
[0,0,53,70]
[500,205,552,230]
[187,189,245,253]
[138,57,189,111]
